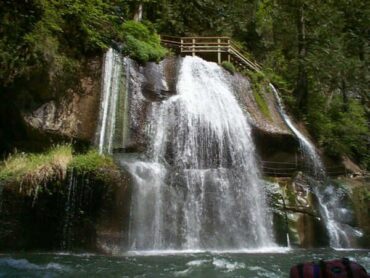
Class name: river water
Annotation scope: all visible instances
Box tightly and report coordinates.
[1,249,369,277]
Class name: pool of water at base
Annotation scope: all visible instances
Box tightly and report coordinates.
[0,249,369,277]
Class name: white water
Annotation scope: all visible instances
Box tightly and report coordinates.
[314,185,363,248]
[62,171,77,249]
[269,84,354,248]
[96,48,123,154]
[124,57,276,251]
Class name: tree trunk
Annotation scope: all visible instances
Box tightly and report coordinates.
[341,77,349,112]
[133,2,143,22]
[294,1,308,114]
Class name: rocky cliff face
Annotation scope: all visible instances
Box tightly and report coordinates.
[267,175,370,248]
[103,56,298,167]
[23,56,296,154]
[23,59,102,143]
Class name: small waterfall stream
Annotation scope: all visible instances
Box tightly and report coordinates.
[121,56,276,251]
[96,48,123,154]
[270,84,358,248]
[62,171,77,249]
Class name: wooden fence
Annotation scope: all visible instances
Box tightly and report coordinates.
[160,35,262,72]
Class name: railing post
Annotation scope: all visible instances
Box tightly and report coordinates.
[227,38,231,62]
[192,38,195,56]
[180,38,183,53]
[217,38,221,64]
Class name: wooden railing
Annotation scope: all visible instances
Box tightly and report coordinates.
[261,160,350,177]
[160,35,262,72]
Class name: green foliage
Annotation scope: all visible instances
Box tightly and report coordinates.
[121,20,166,63]
[69,149,116,175]
[146,0,254,36]
[0,0,123,84]
[221,61,235,74]
[307,95,369,168]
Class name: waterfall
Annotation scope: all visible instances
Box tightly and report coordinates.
[270,84,357,248]
[96,48,123,154]
[122,56,276,251]
[62,171,77,249]
[269,84,324,177]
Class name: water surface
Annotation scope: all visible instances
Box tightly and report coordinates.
[1,249,369,277]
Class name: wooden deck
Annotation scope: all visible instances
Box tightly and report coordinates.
[160,35,262,72]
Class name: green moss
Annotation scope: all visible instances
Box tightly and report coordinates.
[121,21,167,63]
[69,150,115,174]
[221,61,235,74]
[253,91,271,120]
[243,70,272,120]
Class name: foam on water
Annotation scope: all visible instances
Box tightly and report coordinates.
[212,258,245,272]
[0,258,69,271]
[124,247,290,256]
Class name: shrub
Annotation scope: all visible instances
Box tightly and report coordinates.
[221,61,235,74]
[121,20,167,63]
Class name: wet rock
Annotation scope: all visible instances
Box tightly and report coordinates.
[266,176,328,248]
[0,168,130,252]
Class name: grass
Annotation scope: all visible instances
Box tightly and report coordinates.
[0,144,73,194]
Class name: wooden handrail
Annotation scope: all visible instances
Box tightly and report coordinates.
[160,35,261,72]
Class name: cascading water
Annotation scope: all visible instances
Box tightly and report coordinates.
[269,84,324,177]
[96,48,123,154]
[62,171,77,249]
[269,84,358,248]
[121,56,276,251]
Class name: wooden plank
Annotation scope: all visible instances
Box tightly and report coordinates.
[181,50,229,53]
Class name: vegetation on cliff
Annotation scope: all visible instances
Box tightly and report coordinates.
[0,145,117,195]
[120,20,167,63]
[221,61,235,74]
[0,145,72,194]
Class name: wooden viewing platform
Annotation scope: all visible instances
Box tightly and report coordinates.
[160,35,262,72]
